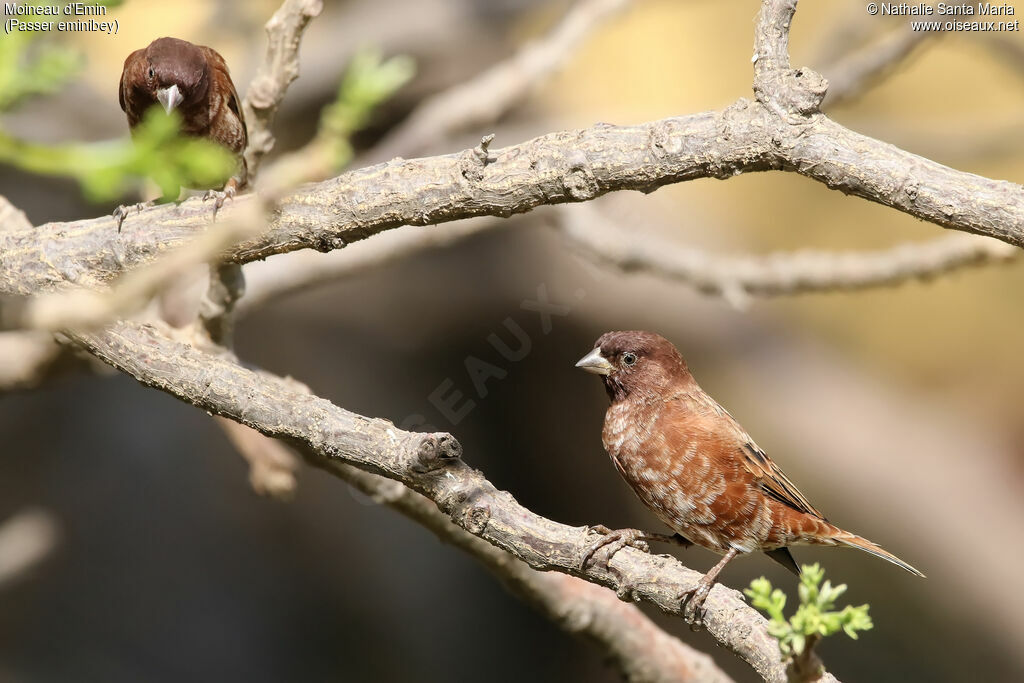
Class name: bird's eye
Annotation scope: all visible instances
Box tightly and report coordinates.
[148,68,155,78]
[622,352,637,367]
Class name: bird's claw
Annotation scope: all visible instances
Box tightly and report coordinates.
[580,526,651,570]
[680,580,712,630]
[202,183,236,220]
[113,201,155,232]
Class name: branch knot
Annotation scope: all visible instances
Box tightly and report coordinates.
[755,67,828,118]
[563,151,598,201]
[415,432,463,471]
[460,134,496,183]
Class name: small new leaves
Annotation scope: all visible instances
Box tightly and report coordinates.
[0,41,81,111]
[123,108,236,200]
[318,48,416,166]
[0,0,123,111]
[745,563,873,662]
[0,107,235,202]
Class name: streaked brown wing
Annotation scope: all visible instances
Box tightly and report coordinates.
[119,49,146,118]
[739,440,823,518]
[199,46,247,148]
[684,389,825,519]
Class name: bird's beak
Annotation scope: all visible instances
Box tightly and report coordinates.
[575,348,613,375]
[156,84,183,114]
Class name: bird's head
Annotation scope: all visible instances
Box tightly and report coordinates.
[575,330,691,402]
[140,37,209,114]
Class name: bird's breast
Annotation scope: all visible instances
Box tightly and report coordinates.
[600,399,767,553]
[602,402,705,519]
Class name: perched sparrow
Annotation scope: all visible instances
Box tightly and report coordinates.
[116,36,247,229]
[576,330,923,624]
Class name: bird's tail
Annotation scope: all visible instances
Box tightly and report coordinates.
[832,531,925,577]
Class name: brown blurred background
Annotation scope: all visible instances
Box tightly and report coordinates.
[2,0,1023,681]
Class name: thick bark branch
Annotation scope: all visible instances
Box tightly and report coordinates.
[0,107,769,295]
[69,319,812,683]
[317,460,734,683]
[784,116,1023,246]
[4,100,1021,299]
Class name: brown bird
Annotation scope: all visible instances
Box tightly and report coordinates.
[576,330,923,624]
[116,36,247,229]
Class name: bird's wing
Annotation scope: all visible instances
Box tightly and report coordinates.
[738,439,823,518]
[119,49,146,115]
[681,391,825,519]
[200,46,247,147]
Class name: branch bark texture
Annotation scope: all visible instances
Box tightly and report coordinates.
[320,460,734,683]
[242,0,323,179]
[4,98,1021,299]
[70,319,810,683]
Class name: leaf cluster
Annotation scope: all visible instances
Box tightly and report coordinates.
[744,563,873,661]
[316,48,415,167]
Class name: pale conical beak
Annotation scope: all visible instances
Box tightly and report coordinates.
[575,348,613,375]
[156,84,183,114]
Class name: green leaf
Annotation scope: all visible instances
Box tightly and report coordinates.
[746,563,875,669]
[316,47,416,168]
[0,106,236,202]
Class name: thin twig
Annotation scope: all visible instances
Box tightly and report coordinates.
[558,204,1018,309]
[201,0,322,346]
[0,508,59,589]
[215,416,299,500]
[239,218,501,313]
[821,26,937,108]
[369,0,630,163]
[242,0,324,181]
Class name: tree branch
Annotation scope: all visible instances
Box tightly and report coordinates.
[0,508,59,589]
[242,0,324,180]
[69,318,818,683]
[4,98,1021,301]
[215,416,298,500]
[820,26,936,108]
[369,0,630,163]
[315,459,734,683]
[241,0,632,315]
[16,197,268,331]
[238,218,501,313]
[559,204,1018,307]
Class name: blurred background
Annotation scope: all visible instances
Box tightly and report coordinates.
[2,0,1024,681]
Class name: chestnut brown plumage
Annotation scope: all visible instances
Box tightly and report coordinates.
[116,37,247,228]
[576,330,923,624]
